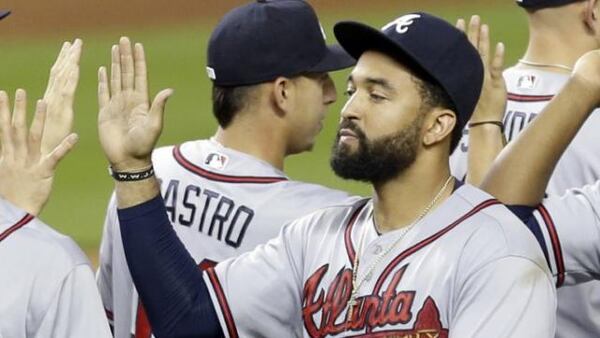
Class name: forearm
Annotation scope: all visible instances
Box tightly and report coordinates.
[482,77,597,205]
[466,124,506,186]
[117,194,223,337]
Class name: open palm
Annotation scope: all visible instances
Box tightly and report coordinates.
[98,37,173,171]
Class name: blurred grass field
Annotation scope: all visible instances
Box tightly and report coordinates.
[0,1,529,259]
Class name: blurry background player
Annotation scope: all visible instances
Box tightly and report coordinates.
[450,1,600,336]
[94,1,358,337]
[0,11,111,338]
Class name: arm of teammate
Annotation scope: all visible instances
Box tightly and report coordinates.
[97,37,223,337]
[37,264,112,338]
[0,90,78,216]
[456,16,507,186]
[481,50,600,206]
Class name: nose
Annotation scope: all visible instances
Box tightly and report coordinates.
[323,75,337,106]
[340,90,359,121]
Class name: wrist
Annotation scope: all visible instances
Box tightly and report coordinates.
[109,158,152,172]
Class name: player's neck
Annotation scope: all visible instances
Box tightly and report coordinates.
[214,125,286,171]
[521,19,598,72]
[371,155,453,234]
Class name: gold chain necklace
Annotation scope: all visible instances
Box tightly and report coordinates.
[518,59,573,72]
[345,175,454,323]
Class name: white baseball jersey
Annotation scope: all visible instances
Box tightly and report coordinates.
[204,184,556,337]
[0,198,111,338]
[450,66,600,338]
[521,182,600,337]
[97,139,357,338]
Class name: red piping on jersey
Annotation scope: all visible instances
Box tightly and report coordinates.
[105,309,114,321]
[206,268,239,338]
[344,203,369,264]
[173,145,288,184]
[507,93,554,102]
[0,214,34,242]
[366,198,500,333]
[537,205,565,287]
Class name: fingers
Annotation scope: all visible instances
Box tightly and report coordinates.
[111,45,122,96]
[467,15,481,50]
[12,89,28,157]
[44,41,71,96]
[28,100,47,163]
[456,18,466,32]
[98,66,110,110]
[120,37,135,91]
[0,91,13,158]
[134,43,148,100]
[149,89,174,130]
[479,24,490,68]
[44,133,79,173]
[491,42,506,80]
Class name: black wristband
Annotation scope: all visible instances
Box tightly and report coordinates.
[468,120,504,132]
[109,166,155,182]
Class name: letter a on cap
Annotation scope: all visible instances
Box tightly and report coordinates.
[382,14,422,34]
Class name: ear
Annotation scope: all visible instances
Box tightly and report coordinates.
[422,108,457,147]
[271,76,296,114]
[583,0,598,32]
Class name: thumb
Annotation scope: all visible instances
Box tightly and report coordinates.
[44,133,79,173]
[149,89,174,130]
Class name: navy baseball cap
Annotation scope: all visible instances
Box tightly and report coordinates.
[334,13,483,133]
[0,10,10,20]
[516,0,584,9]
[207,0,355,86]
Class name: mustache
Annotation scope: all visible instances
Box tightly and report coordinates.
[336,119,366,139]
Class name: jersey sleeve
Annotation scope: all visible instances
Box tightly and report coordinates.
[529,182,600,287]
[449,128,469,182]
[451,256,556,337]
[37,264,113,338]
[96,193,117,328]
[204,216,308,338]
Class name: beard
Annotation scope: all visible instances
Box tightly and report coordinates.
[330,115,423,184]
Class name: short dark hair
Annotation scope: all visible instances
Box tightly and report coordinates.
[413,77,461,152]
[211,84,256,128]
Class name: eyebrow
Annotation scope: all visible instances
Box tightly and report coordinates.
[347,75,396,92]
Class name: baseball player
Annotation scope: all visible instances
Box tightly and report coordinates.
[450,1,600,336]
[98,12,556,337]
[0,15,111,336]
[95,1,357,337]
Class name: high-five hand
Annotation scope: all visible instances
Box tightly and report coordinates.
[0,90,78,215]
[97,37,173,172]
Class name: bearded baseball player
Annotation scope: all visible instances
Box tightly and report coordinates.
[450,1,600,336]
[95,1,357,337]
[0,13,111,337]
[97,12,556,337]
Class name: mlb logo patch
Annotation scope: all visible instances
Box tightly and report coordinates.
[517,74,537,90]
[205,152,228,170]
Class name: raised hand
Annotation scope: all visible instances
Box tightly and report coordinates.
[97,37,173,172]
[0,90,78,215]
[457,15,506,124]
[41,39,82,154]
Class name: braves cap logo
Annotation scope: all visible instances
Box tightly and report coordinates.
[382,14,422,34]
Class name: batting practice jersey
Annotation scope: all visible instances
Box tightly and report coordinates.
[96,139,357,338]
[0,198,111,338]
[450,66,600,338]
[204,184,556,337]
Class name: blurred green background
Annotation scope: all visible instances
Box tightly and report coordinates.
[0,0,528,261]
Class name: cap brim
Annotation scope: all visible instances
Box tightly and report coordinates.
[334,21,428,79]
[308,44,356,73]
[0,10,10,20]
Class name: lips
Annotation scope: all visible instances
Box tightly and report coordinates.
[339,128,357,138]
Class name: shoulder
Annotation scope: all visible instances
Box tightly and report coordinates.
[12,218,90,269]
[279,180,360,207]
[452,185,549,270]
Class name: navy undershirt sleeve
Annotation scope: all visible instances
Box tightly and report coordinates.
[507,204,551,268]
[118,195,225,338]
